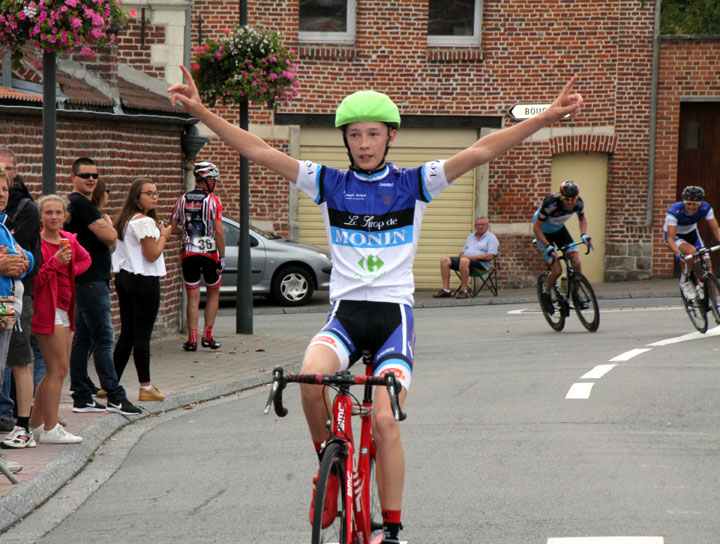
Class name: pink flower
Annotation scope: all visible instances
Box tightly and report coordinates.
[130,9,137,16]
[191,64,200,71]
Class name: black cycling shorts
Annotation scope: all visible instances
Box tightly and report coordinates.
[182,255,221,290]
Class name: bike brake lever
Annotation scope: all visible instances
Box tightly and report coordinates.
[264,367,288,417]
[385,373,407,422]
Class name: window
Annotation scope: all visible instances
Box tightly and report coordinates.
[428,0,482,47]
[299,0,356,43]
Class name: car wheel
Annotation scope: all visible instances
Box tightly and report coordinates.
[272,265,314,306]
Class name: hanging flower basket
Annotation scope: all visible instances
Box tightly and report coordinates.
[0,0,129,69]
[192,25,300,111]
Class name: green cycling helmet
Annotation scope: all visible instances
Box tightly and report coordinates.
[335,90,401,129]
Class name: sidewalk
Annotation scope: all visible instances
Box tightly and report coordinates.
[0,278,679,532]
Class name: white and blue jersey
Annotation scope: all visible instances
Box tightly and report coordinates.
[293,159,451,307]
[663,200,715,250]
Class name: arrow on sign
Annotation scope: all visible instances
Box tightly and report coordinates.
[508,103,572,121]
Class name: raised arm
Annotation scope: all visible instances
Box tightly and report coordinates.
[444,76,584,183]
[169,65,299,182]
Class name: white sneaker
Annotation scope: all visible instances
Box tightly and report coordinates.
[681,280,697,300]
[38,423,82,444]
[1,426,37,449]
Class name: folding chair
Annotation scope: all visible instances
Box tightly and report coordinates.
[453,255,499,297]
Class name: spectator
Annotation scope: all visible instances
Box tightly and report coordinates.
[0,148,42,449]
[0,164,31,470]
[112,178,171,401]
[65,158,141,416]
[432,216,499,299]
[170,162,225,352]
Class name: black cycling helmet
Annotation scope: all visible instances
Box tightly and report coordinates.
[560,180,579,199]
[682,185,704,202]
[194,161,219,193]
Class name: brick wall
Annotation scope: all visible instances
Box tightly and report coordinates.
[188,0,656,285]
[117,11,168,80]
[653,37,720,278]
[0,114,185,337]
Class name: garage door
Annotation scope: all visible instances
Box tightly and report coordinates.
[297,127,479,290]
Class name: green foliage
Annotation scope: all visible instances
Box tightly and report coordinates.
[192,25,299,110]
[661,0,720,35]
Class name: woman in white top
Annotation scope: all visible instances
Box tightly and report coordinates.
[112,178,172,402]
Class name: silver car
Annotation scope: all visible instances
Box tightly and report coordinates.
[215,218,332,306]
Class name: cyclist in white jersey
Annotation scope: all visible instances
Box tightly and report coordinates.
[169,67,583,544]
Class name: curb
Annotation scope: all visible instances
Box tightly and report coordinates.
[0,361,302,533]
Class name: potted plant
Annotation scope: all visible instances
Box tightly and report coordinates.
[192,25,300,110]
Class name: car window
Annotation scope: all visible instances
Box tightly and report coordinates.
[223,221,240,246]
[251,225,281,240]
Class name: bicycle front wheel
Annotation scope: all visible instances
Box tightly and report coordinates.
[571,273,600,332]
[704,274,720,325]
[368,452,383,538]
[537,273,565,331]
[312,442,349,544]
[680,285,708,333]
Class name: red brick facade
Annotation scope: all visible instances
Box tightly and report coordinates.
[0,114,186,334]
[652,37,720,278]
[184,0,659,286]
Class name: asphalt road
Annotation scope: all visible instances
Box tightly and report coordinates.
[7,299,719,544]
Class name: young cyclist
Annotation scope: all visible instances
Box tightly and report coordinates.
[169,66,583,543]
[532,180,591,313]
[664,185,720,300]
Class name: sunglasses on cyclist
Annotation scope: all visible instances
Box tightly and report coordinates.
[75,172,99,180]
[560,195,578,202]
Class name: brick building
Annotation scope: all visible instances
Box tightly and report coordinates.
[2,1,719,313]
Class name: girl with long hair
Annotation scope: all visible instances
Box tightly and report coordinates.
[113,178,171,401]
[30,195,91,444]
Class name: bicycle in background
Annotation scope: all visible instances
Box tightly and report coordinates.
[678,244,720,333]
[264,351,406,544]
[535,240,600,332]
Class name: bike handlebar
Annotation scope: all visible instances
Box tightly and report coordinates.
[681,244,720,261]
[263,366,407,422]
[545,239,593,265]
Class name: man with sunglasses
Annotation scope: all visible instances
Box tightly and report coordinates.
[532,180,590,312]
[66,158,141,416]
[664,185,720,300]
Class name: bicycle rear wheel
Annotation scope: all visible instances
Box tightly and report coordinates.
[571,273,600,332]
[312,442,348,544]
[680,285,708,333]
[704,274,720,325]
[537,273,565,331]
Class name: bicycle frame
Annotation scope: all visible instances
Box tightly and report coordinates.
[331,361,378,543]
[264,356,405,544]
[685,244,720,323]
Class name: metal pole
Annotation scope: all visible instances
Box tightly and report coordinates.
[236,0,253,334]
[42,51,57,195]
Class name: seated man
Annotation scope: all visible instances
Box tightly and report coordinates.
[433,216,499,299]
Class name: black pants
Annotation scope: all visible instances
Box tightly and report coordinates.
[113,270,160,384]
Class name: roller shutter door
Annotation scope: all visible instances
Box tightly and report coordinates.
[297,127,477,290]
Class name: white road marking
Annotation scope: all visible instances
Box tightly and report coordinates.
[547,538,663,543]
[581,364,617,379]
[565,382,594,399]
[647,324,720,346]
[609,348,652,362]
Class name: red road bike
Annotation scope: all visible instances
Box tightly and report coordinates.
[264,352,406,544]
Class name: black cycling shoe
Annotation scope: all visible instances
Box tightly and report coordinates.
[201,337,221,350]
[183,341,197,352]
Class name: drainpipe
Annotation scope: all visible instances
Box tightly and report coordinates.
[646,0,661,226]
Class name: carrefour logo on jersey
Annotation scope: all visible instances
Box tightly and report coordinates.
[331,226,413,248]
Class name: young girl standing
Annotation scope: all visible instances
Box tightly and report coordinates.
[30,195,91,444]
[113,178,171,401]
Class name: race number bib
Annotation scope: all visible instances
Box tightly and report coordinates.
[190,236,216,253]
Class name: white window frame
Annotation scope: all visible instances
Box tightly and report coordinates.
[298,0,356,44]
[427,0,482,47]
